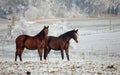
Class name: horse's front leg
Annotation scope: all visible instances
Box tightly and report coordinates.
[61,49,64,60]
[65,49,69,61]
[38,48,43,61]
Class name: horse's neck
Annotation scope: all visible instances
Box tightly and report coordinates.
[60,35,71,43]
[35,31,45,40]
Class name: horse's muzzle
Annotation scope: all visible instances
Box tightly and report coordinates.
[76,40,78,43]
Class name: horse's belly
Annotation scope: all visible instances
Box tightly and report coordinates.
[50,43,63,50]
[26,46,37,50]
[51,47,61,50]
[25,44,37,50]
[24,41,37,50]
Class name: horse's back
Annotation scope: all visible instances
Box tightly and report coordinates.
[46,36,62,43]
[16,35,38,49]
[46,36,59,41]
[16,35,28,43]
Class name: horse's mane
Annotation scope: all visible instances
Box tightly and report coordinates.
[59,30,73,38]
[35,28,45,38]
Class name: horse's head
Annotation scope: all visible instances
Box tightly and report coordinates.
[43,26,49,37]
[71,29,78,43]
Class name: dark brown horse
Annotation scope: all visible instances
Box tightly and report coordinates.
[15,26,49,61]
[44,29,78,61]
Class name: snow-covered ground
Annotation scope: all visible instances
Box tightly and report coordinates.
[0,18,120,75]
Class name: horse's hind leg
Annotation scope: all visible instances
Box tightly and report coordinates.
[15,48,24,61]
[15,51,17,61]
[44,48,47,60]
[19,52,22,61]
[44,48,51,60]
[19,49,24,61]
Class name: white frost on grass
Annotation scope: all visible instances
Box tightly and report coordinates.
[0,59,119,75]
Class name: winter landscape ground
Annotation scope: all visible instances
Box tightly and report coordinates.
[0,17,120,75]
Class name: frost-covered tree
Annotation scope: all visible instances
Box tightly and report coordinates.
[0,0,120,19]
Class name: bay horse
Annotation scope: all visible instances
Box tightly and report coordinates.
[15,26,49,61]
[44,29,78,61]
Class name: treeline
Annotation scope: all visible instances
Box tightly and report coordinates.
[0,0,120,19]
[107,4,120,15]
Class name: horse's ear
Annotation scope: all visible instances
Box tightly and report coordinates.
[75,29,78,33]
[44,26,49,28]
[47,26,49,28]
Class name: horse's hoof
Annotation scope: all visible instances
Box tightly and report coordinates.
[26,71,31,75]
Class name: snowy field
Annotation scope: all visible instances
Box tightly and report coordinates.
[0,18,120,75]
